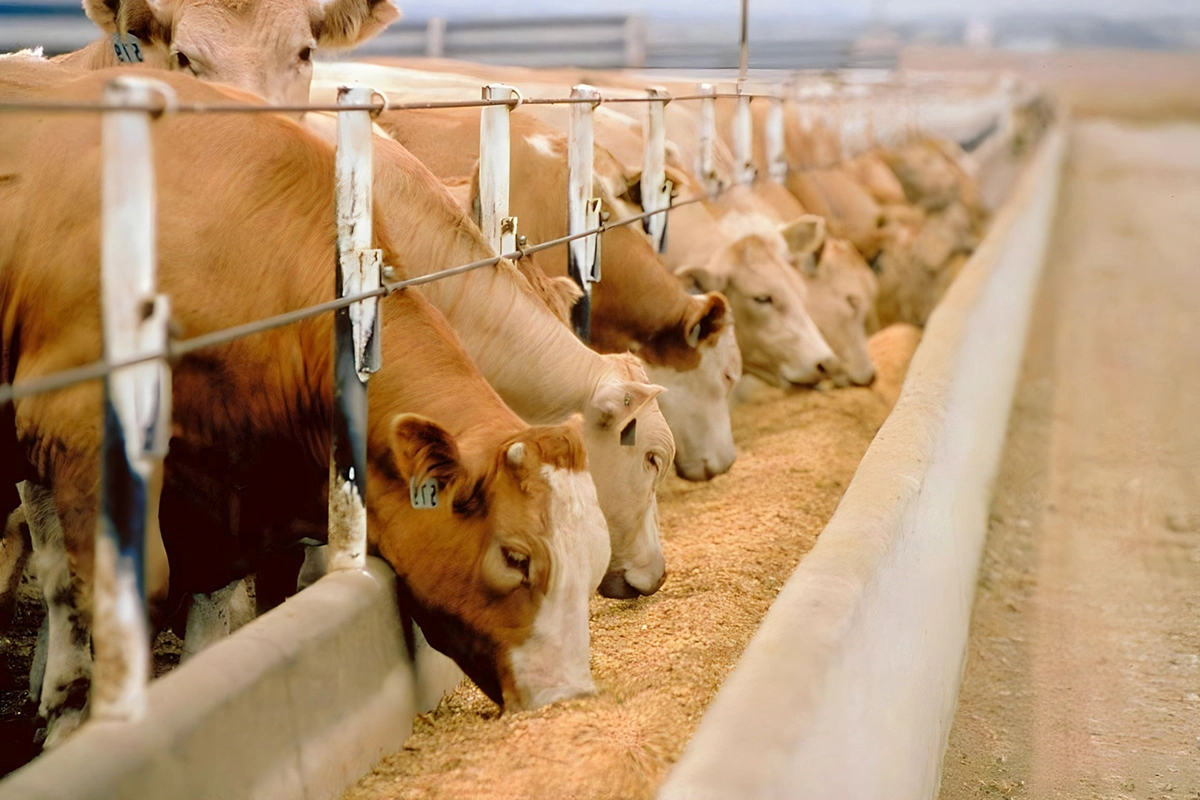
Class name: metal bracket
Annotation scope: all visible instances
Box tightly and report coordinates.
[342,246,383,379]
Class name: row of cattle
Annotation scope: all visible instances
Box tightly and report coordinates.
[0,0,1016,756]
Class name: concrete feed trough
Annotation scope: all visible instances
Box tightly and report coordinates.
[660,124,1066,800]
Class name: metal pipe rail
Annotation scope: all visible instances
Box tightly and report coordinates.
[0,90,774,116]
[0,64,1010,735]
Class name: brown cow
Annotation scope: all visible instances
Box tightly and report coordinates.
[0,66,611,741]
[57,0,399,106]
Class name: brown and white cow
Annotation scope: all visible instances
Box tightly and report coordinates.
[56,0,399,107]
[0,65,618,739]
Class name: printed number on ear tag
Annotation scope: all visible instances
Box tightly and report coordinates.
[112,33,144,64]
[410,478,439,510]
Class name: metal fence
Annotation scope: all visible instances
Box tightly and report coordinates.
[0,62,1011,734]
[0,5,894,70]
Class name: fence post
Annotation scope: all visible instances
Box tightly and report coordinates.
[479,84,519,255]
[765,88,787,184]
[567,84,601,342]
[93,75,174,722]
[732,86,755,185]
[425,17,446,59]
[327,85,382,575]
[697,82,720,195]
[641,86,671,254]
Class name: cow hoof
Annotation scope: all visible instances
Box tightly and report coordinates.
[40,707,85,750]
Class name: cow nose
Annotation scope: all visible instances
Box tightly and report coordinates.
[816,356,841,378]
[598,569,667,599]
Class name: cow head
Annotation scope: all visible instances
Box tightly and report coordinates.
[583,356,672,599]
[374,413,610,711]
[84,0,400,106]
[786,217,879,387]
[679,216,840,393]
[637,291,741,483]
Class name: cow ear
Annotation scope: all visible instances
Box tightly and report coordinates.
[618,170,644,209]
[682,292,730,349]
[390,414,462,491]
[780,214,826,275]
[313,0,401,50]
[84,0,172,38]
[676,265,724,295]
[586,380,663,434]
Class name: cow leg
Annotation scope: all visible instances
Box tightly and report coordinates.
[28,615,48,706]
[182,579,255,662]
[297,545,328,592]
[0,504,31,632]
[21,480,90,748]
[0,503,32,690]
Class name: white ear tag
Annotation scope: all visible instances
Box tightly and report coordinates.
[410,477,439,510]
[112,33,145,64]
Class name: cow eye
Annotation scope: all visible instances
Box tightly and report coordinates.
[298,46,313,63]
[646,452,663,472]
[504,548,530,577]
[173,51,196,74]
[846,294,861,312]
[753,294,773,305]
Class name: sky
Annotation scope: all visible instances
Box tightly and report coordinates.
[403,0,1200,21]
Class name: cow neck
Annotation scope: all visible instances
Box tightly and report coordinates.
[371,137,611,424]
[666,199,730,272]
[366,288,527,468]
[587,225,695,365]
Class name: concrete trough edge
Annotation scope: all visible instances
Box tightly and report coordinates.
[0,557,464,800]
[659,124,1067,800]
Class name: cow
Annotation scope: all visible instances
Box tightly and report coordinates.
[363,105,742,483]
[56,0,400,107]
[0,65,619,743]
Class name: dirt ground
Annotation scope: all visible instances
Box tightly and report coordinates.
[0,579,183,778]
[341,325,921,800]
[938,120,1200,799]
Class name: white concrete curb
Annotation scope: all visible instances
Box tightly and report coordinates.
[659,125,1066,800]
[0,558,462,800]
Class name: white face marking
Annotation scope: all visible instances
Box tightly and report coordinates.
[506,466,609,709]
[525,133,560,159]
[643,323,741,481]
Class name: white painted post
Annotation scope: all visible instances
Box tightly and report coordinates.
[479,84,519,255]
[765,89,787,184]
[425,18,446,59]
[732,86,755,185]
[93,75,175,722]
[697,82,720,195]
[567,84,601,342]
[327,85,383,575]
[641,87,671,254]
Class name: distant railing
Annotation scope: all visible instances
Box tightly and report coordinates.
[0,6,895,71]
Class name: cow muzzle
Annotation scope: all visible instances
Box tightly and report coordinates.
[599,567,667,599]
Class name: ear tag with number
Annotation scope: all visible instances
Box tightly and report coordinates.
[112,33,145,64]
[410,477,439,510]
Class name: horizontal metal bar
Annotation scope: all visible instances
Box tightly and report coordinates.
[0,89,783,116]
